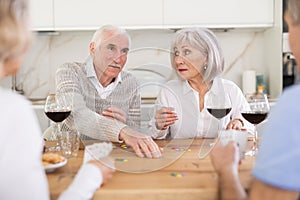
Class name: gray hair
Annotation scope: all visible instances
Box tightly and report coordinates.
[90,25,131,49]
[170,27,224,83]
[0,0,31,63]
[287,0,300,25]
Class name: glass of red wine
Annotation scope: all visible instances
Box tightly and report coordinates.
[44,93,71,151]
[242,93,270,156]
[206,92,232,132]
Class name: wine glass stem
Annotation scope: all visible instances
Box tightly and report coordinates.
[55,122,62,150]
[252,125,258,152]
[218,118,223,132]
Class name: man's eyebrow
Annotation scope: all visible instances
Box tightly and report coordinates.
[107,43,116,47]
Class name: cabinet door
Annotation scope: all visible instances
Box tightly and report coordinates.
[163,0,274,28]
[30,0,54,30]
[54,0,163,30]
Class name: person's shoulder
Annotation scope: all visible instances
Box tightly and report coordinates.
[0,88,30,107]
[219,78,242,92]
[278,84,300,104]
[220,78,238,87]
[122,71,135,78]
[59,62,84,70]
[0,88,32,117]
[165,79,184,87]
[121,71,139,83]
[57,62,85,77]
[282,84,300,96]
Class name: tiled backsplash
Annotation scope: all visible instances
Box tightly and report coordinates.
[0,29,269,99]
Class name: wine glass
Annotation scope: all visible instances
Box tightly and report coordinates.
[44,93,71,151]
[242,93,270,156]
[198,92,232,159]
[206,92,232,132]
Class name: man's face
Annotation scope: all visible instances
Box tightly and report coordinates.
[285,10,300,71]
[90,32,129,79]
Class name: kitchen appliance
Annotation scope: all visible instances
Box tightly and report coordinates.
[282,0,299,90]
[283,52,298,89]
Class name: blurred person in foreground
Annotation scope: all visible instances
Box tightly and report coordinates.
[210,0,300,199]
[0,0,115,199]
[55,25,162,158]
[152,27,252,139]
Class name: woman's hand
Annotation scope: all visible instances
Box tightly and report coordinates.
[155,107,178,130]
[88,157,115,185]
[102,106,127,123]
[226,119,244,130]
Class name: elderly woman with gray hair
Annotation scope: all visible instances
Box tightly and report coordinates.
[153,28,252,139]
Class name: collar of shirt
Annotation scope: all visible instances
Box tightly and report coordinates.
[85,57,122,99]
[182,77,226,107]
[182,77,224,95]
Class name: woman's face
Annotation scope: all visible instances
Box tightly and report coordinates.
[285,10,300,71]
[173,42,207,81]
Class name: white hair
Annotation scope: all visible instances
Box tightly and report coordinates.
[90,25,131,49]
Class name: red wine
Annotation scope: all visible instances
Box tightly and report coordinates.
[242,112,268,125]
[207,108,232,119]
[45,111,71,122]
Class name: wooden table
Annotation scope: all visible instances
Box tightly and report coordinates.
[46,139,255,200]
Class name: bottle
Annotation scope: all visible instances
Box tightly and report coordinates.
[256,74,266,94]
[257,85,264,94]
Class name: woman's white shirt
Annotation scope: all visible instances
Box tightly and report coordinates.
[0,88,49,200]
[0,88,103,200]
[153,78,252,139]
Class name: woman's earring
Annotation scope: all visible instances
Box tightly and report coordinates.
[203,65,207,70]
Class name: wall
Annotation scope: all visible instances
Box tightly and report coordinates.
[0,28,274,100]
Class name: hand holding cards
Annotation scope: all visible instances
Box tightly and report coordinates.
[219,130,248,160]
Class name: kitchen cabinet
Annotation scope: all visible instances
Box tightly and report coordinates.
[163,0,274,28]
[53,0,163,30]
[30,0,54,31]
[30,0,274,30]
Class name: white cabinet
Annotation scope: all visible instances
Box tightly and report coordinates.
[30,0,54,30]
[53,0,163,30]
[30,0,274,30]
[163,0,274,28]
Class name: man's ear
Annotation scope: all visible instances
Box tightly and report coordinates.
[89,42,95,55]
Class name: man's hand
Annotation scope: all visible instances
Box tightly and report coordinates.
[210,141,247,199]
[210,140,240,175]
[119,127,162,158]
[102,106,127,123]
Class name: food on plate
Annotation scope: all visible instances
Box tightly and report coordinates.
[42,153,64,166]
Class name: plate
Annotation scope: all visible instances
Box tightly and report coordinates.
[44,157,67,173]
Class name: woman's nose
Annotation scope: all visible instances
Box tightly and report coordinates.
[175,56,184,64]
